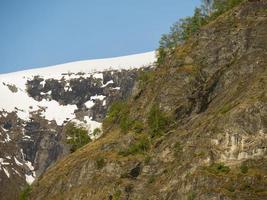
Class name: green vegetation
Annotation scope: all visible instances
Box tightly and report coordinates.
[104,101,128,124]
[226,184,236,192]
[132,120,144,134]
[147,175,156,184]
[95,156,105,169]
[187,191,196,200]
[240,163,248,174]
[144,155,151,164]
[174,141,183,156]
[138,70,155,89]
[206,163,231,174]
[92,128,101,137]
[103,101,144,135]
[119,136,150,156]
[113,190,122,200]
[220,104,234,114]
[147,104,169,137]
[157,0,245,64]
[103,100,171,137]
[19,185,31,200]
[211,0,245,19]
[65,123,92,152]
[103,101,132,133]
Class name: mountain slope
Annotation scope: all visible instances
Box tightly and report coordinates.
[28,1,267,200]
[0,52,156,200]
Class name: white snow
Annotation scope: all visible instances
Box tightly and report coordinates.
[0,51,155,80]
[1,112,8,117]
[3,167,10,178]
[25,161,34,171]
[0,158,10,167]
[93,73,103,80]
[4,133,11,143]
[103,100,106,106]
[90,95,106,101]
[84,95,106,109]
[113,87,120,90]
[0,52,155,125]
[12,168,21,176]
[0,158,11,177]
[84,100,95,109]
[84,116,102,139]
[25,174,35,184]
[101,80,114,88]
[14,157,23,166]
[24,161,36,184]
[0,80,77,124]
[22,135,31,139]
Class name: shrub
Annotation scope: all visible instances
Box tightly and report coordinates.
[105,101,128,124]
[92,128,102,137]
[119,137,150,156]
[207,163,231,174]
[138,70,155,89]
[240,163,248,174]
[174,142,183,156]
[187,191,197,200]
[147,175,156,184]
[157,0,245,64]
[119,114,132,134]
[19,185,31,200]
[211,0,245,19]
[95,157,105,169]
[103,101,132,133]
[65,123,91,152]
[132,120,144,134]
[113,190,122,200]
[147,104,169,137]
[157,7,207,64]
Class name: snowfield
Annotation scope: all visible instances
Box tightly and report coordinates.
[0,51,156,125]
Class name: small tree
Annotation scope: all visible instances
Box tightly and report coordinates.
[156,0,245,64]
[103,101,132,133]
[147,104,169,137]
[65,123,91,152]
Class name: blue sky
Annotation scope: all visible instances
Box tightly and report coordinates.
[0,0,200,73]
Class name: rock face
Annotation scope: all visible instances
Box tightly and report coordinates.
[29,1,267,200]
[0,52,155,200]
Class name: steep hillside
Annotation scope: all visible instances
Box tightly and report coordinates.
[0,52,155,200]
[28,1,267,200]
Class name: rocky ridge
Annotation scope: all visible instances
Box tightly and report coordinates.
[28,1,267,200]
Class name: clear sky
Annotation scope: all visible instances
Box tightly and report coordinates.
[0,0,200,73]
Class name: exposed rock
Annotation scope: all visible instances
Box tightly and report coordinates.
[28,2,267,200]
[0,67,150,199]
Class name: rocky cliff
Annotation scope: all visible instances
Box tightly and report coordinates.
[0,52,155,200]
[28,1,267,200]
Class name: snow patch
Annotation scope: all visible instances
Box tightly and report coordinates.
[3,167,10,178]
[101,80,114,88]
[0,158,10,166]
[84,100,95,109]
[25,174,35,184]
[4,133,11,143]
[14,157,23,166]
[90,95,106,101]
[24,161,36,184]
